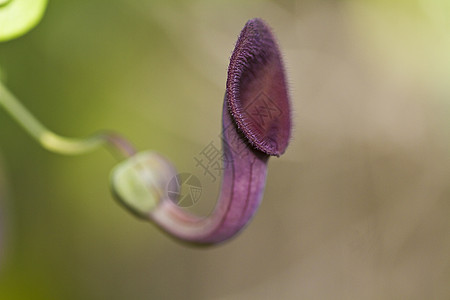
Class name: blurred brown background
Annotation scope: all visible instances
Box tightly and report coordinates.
[0,0,449,299]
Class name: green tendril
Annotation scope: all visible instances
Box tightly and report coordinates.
[0,81,136,159]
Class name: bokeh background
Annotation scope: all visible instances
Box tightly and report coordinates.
[1,0,450,299]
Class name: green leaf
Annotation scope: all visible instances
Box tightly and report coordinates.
[0,0,48,42]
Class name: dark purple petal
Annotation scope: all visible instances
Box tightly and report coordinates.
[227,18,291,156]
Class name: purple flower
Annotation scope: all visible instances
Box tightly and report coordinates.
[227,18,291,156]
[112,18,291,245]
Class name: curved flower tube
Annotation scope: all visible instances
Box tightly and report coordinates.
[112,18,292,245]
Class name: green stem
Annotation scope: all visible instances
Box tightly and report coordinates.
[0,81,136,159]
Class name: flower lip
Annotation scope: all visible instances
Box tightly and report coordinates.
[226,18,291,156]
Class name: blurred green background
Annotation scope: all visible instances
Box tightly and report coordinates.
[1,0,449,299]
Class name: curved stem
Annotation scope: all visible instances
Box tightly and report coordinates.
[150,18,291,244]
[0,81,136,159]
[111,99,270,245]
[149,100,269,244]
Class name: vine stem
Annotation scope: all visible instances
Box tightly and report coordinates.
[0,81,136,159]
